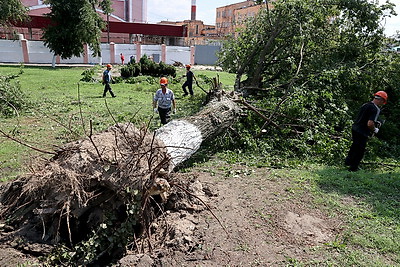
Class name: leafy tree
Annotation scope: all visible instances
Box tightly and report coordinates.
[99,0,113,43]
[42,0,106,59]
[0,0,29,27]
[217,0,400,162]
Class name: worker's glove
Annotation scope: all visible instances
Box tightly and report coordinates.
[374,127,379,134]
[154,108,158,113]
[173,109,176,114]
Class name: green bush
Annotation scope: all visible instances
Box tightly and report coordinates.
[121,63,141,78]
[80,68,96,82]
[121,54,176,79]
[0,75,26,117]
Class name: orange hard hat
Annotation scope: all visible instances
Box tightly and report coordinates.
[160,77,168,85]
[185,64,191,68]
[106,64,112,68]
[374,91,388,104]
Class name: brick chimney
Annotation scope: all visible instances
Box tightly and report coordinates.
[191,0,196,21]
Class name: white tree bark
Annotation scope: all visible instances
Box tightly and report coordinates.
[156,97,241,170]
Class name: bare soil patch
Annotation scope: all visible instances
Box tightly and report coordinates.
[128,165,343,266]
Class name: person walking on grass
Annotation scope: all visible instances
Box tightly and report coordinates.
[182,64,197,96]
[345,91,388,171]
[153,77,176,125]
[102,64,116,98]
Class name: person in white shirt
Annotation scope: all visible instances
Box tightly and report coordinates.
[153,77,176,125]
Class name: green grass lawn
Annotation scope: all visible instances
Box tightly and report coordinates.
[0,64,236,180]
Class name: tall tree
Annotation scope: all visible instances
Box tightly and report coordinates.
[0,0,29,27]
[217,0,400,161]
[99,0,114,44]
[42,0,105,59]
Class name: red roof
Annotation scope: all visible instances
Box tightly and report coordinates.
[15,15,187,37]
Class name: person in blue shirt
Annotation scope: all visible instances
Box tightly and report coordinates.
[102,64,116,98]
[345,91,387,171]
[153,77,176,125]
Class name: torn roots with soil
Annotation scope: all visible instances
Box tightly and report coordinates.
[0,123,174,265]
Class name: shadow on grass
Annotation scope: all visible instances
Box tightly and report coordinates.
[314,166,400,219]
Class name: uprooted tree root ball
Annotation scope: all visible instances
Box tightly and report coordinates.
[0,123,176,265]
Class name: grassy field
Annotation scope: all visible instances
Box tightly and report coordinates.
[0,65,399,266]
[0,64,236,180]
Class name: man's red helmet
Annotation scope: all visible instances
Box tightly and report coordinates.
[185,64,191,69]
[106,64,112,68]
[160,77,168,85]
[374,91,388,104]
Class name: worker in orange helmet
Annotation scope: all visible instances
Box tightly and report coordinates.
[345,91,388,171]
[182,64,197,96]
[153,77,176,125]
[102,64,116,98]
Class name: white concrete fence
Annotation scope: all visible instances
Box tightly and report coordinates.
[0,36,195,66]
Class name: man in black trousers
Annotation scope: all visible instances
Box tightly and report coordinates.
[345,91,387,171]
[182,64,197,96]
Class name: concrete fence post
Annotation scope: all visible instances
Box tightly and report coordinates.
[161,44,166,63]
[20,39,30,63]
[190,46,195,66]
[110,42,115,64]
[136,42,141,62]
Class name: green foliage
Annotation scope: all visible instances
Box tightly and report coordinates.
[80,68,96,82]
[42,0,105,59]
[121,63,141,78]
[0,0,29,27]
[46,190,141,266]
[121,56,176,78]
[121,55,176,78]
[99,0,113,15]
[216,0,400,163]
[0,75,27,117]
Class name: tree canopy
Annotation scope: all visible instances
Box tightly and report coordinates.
[0,0,29,27]
[217,0,400,162]
[42,0,107,59]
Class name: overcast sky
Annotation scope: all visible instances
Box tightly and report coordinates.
[146,0,244,25]
[146,0,399,36]
[379,0,400,36]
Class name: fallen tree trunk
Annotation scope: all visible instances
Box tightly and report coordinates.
[156,96,241,169]
[0,91,241,265]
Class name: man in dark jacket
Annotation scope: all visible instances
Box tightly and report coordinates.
[345,91,388,171]
[182,64,196,96]
[102,64,116,98]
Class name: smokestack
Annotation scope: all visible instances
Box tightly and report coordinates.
[191,0,196,21]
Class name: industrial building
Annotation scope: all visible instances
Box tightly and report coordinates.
[1,0,266,46]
